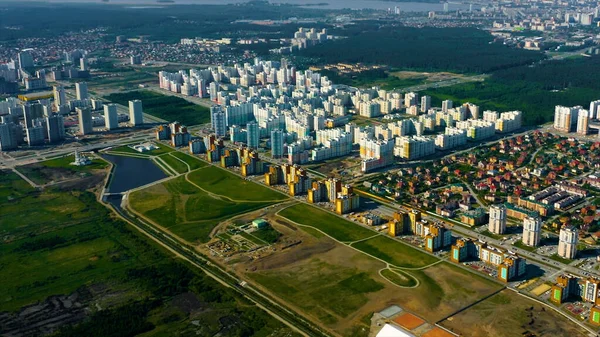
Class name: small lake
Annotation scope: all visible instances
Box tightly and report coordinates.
[102,154,167,193]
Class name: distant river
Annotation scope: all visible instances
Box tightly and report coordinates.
[102,154,167,193]
[18,0,475,12]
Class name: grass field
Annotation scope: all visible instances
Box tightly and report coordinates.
[187,166,288,201]
[245,237,502,334]
[249,259,385,324]
[16,155,108,185]
[441,289,589,337]
[104,90,210,126]
[0,170,294,336]
[129,176,277,243]
[169,151,207,170]
[40,155,108,171]
[278,203,374,242]
[380,269,417,287]
[0,185,147,312]
[0,170,34,200]
[352,235,439,268]
[158,154,188,174]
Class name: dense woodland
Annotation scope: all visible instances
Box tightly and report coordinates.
[0,2,335,43]
[423,55,600,126]
[297,27,544,73]
[493,56,600,90]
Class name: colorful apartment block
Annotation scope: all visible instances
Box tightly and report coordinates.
[450,238,526,282]
[389,211,409,237]
[424,223,452,252]
[460,208,487,226]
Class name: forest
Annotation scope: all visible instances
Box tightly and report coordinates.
[297,26,544,74]
[0,2,335,43]
[422,55,600,125]
[493,55,600,90]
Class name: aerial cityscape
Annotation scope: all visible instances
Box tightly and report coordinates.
[3,0,600,336]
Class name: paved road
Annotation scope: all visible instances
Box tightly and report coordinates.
[0,132,154,169]
[355,189,599,280]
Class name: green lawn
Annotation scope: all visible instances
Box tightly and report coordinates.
[352,235,439,268]
[104,90,210,126]
[129,176,276,243]
[40,155,108,170]
[16,155,108,185]
[550,254,573,265]
[513,240,537,252]
[170,151,207,170]
[187,166,288,201]
[158,154,188,174]
[381,269,417,287]
[278,203,374,242]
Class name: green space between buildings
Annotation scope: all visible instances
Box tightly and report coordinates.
[158,153,188,174]
[187,166,288,201]
[104,90,210,126]
[128,176,278,243]
[351,235,439,268]
[169,151,208,170]
[278,203,375,242]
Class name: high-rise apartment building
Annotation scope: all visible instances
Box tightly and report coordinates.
[79,57,88,71]
[18,50,34,69]
[46,114,65,143]
[128,100,143,126]
[53,85,67,109]
[0,122,22,150]
[420,95,431,113]
[489,204,507,234]
[590,100,600,119]
[210,105,227,137]
[247,121,259,149]
[271,129,284,159]
[442,99,453,113]
[577,109,590,135]
[394,136,435,160]
[104,104,118,130]
[75,82,88,100]
[26,125,45,146]
[558,226,578,259]
[522,216,542,247]
[77,107,92,135]
[554,105,582,132]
